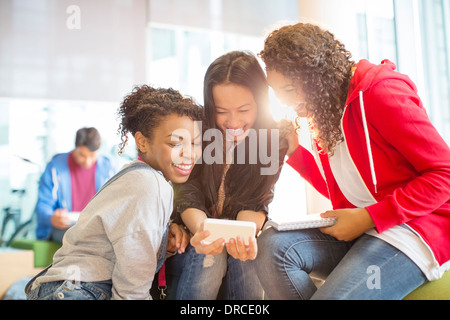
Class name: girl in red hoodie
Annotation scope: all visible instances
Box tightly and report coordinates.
[255,23,450,299]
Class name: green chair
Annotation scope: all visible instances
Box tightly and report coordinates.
[6,212,61,268]
[403,270,450,300]
[9,238,61,268]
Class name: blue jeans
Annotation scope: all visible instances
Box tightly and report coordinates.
[173,244,264,300]
[27,278,112,300]
[27,224,169,300]
[255,228,427,300]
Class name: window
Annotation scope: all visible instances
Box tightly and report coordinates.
[357,0,398,63]
[394,0,450,144]
[146,0,299,104]
[146,0,306,221]
[147,26,263,103]
[417,0,450,143]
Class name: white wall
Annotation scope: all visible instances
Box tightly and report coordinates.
[0,0,147,102]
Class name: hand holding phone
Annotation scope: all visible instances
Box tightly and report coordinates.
[203,218,256,245]
[225,235,258,261]
[190,218,257,258]
[202,218,258,261]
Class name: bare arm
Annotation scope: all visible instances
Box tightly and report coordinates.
[236,210,267,234]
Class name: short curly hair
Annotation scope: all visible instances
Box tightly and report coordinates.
[117,85,204,154]
[260,23,355,155]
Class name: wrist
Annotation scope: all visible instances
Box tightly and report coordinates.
[287,144,299,157]
[361,208,375,230]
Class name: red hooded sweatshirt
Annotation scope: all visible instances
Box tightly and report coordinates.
[287,59,450,271]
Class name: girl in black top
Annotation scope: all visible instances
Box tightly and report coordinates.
[168,51,288,300]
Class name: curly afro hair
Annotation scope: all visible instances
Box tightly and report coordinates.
[117,85,204,154]
[260,23,355,155]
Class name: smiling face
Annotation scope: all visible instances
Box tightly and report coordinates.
[136,114,202,184]
[266,69,308,118]
[212,83,258,143]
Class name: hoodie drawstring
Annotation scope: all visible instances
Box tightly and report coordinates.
[359,90,378,194]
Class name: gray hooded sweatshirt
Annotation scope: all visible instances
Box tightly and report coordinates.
[32,160,173,300]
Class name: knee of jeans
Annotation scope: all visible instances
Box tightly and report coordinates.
[203,253,228,269]
[203,255,215,268]
[256,228,281,261]
[257,229,310,271]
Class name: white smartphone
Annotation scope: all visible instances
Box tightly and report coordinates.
[203,218,257,245]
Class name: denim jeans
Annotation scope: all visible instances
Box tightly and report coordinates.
[26,225,169,300]
[27,278,112,300]
[173,244,264,300]
[255,228,427,300]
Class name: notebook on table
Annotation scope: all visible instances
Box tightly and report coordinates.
[264,213,336,231]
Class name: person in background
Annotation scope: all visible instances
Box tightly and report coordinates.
[35,127,115,242]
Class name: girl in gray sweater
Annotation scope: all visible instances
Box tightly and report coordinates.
[26,85,204,300]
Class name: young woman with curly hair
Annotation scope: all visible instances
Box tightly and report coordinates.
[255,23,450,300]
[26,85,203,300]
